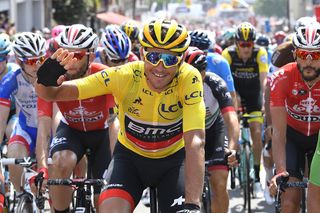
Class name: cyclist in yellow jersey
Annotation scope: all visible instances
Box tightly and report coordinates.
[35,19,205,213]
[222,22,268,197]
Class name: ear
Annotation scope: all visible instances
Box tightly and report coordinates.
[292,49,297,60]
[89,52,96,63]
[139,47,144,60]
[201,71,206,80]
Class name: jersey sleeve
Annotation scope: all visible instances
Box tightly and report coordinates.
[221,48,232,65]
[269,68,288,107]
[0,70,18,107]
[180,64,206,132]
[257,47,269,73]
[206,73,234,114]
[38,97,53,117]
[75,61,140,101]
[207,54,235,92]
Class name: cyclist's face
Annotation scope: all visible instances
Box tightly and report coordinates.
[295,49,320,82]
[297,59,320,82]
[65,49,94,79]
[18,56,45,84]
[143,48,181,92]
[103,51,128,67]
[236,41,253,59]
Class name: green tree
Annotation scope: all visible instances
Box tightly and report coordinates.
[52,0,88,25]
[253,0,288,18]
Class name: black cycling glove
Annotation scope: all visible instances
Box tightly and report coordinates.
[37,58,67,87]
[176,203,200,213]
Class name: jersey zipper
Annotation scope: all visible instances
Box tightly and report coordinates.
[79,100,87,131]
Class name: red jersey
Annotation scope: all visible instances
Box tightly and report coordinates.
[270,62,320,136]
[38,63,115,132]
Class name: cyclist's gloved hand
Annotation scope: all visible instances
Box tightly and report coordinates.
[29,167,49,194]
[225,148,239,168]
[176,203,201,213]
[37,58,67,86]
[269,171,289,197]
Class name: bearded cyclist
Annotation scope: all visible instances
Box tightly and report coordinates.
[35,24,116,212]
[268,22,320,212]
[35,19,205,213]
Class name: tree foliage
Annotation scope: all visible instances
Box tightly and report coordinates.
[253,0,288,18]
[52,0,88,25]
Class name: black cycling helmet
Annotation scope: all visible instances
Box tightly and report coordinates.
[189,30,212,51]
[184,46,207,72]
[235,22,256,42]
[256,34,271,47]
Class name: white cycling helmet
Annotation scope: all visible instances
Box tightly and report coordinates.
[58,24,98,50]
[101,25,131,60]
[12,32,46,58]
[293,22,320,50]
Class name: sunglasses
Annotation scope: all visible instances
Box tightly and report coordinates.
[237,41,254,48]
[20,56,46,66]
[72,51,91,60]
[106,56,128,64]
[295,49,320,60]
[144,51,181,68]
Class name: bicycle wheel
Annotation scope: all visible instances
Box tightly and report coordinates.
[201,173,211,213]
[15,193,34,213]
[244,143,252,213]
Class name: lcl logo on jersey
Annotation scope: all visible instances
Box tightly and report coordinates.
[158,101,183,120]
[101,71,110,86]
[184,90,203,105]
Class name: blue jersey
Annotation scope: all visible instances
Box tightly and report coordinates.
[267,48,273,66]
[206,52,235,92]
[0,66,38,153]
[0,67,38,129]
[0,63,20,111]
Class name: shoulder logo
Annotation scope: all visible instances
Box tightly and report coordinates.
[260,55,267,64]
[133,97,143,105]
[133,69,142,82]
[192,75,200,84]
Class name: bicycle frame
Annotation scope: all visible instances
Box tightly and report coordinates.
[237,115,256,213]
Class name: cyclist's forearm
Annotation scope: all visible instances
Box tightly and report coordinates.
[260,72,267,97]
[270,107,287,173]
[223,111,239,150]
[35,81,79,101]
[230,91,238,109]
[264,84,272,126]
[184,130,205,205]
[0,105,10,143]
[108,116,120,154]
[36,117,52,168]
[272,130,287,173]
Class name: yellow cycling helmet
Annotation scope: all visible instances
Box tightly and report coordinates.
[235,22,256,42]
[139,19,190,53]
[120,20,140,41]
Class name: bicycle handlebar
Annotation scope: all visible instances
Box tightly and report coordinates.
[0,157,52,167]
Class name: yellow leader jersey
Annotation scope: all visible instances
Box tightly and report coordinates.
[73,61,205,159]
